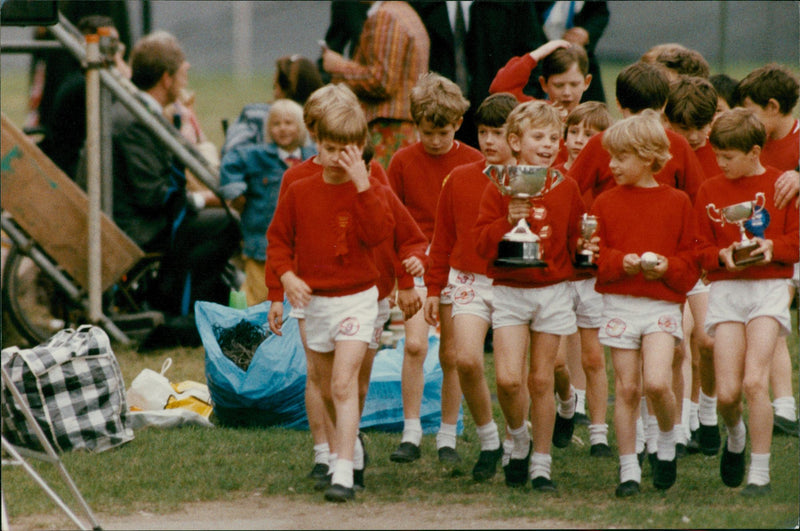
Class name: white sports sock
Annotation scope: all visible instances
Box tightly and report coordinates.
[698,390,718,426]
[476,421,501,451]
[313,442,330,465]
[509,423,531,460]
[588,423,609,447]
[674,422,689,445]
[331,459,354,489]
[328,453,338,470]
[401,418,423,445]
[436,422,458,450]
[747,453,770,486]
[529,452,552,480]
[619,453,641,484]
[556,386,576,418]
[635,416,645,454]
[689,401,700,431]
[645,415,659,454]
[773,396,798,420]
[353,436,364,470]
[501,438,514,467]
[727,419,747,454]
[657,428,676,461]
[575,388,587,416]
[681,398,693,438]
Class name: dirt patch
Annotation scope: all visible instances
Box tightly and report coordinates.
[10,494,585,530]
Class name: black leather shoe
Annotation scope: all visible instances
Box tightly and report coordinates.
[686,429,701,454]
[503,442,532,487]
[720,441,745,488]
[676,443,687,458]
[324,483,355,502]
[773,415,799,437]
[531,476,557,492]
[390,441,421,463]
[698,423,721,456]
[307,462,329,481]
[590,443,613,458]
[740,483,771,497]
[437,446,462,464]
[313,473,332,491]
[552,412,575,448]
[472,447,503,482]
[615,480,640,498]
[573,412,590,426]
[652,457,677,490]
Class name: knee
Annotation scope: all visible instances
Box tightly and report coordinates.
[457,355,483,379]
[716,384,740,410]
[439,347,458,372]
[616,381,640,407]
[527,372,554,399]
[582,350,606,375]
[496,373,523,397]
[404,337,428,358]
[742,375,768,400]
[644,378,671,401]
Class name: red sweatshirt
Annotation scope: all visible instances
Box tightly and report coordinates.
[474,172,585,288]
[694,167,799,282]
[425,160,493,297]
[591,184,699,303]
[266,172,393,297]
[388,141,484,240]
[694,141,721,181]
[489,53,537,103]
[761,119,799,171]
[568,128,704,206]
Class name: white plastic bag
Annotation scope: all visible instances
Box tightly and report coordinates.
[127,358,176,411]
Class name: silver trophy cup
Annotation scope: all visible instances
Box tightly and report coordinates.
[483,165,564,267]
[576,213,599,267]
[706,192,766,266]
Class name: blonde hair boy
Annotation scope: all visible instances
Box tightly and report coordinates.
[315,98,369,147]
[505,100,563,158]
[602,110,672,173]
[303,84,359,135]
[410,72,470,127]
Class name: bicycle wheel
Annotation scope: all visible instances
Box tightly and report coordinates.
[2,243,85,346]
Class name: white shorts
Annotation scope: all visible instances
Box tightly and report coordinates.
[369,297,391,350]
[705,279,792,337]
[790,263,800,289]
[492,282,576,335]
[304,286,379,352]
[447,268,493,323]
[288,306,305,319]
[570,278,603,329]
[687,278,710,297]
[598,294,683,350]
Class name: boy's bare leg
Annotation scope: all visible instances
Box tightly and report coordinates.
[454,314,493,426]
[642,333,678,434]
[688,291,720,454]
[437,303,463,461]
[612,347,643,492]
[553,336,576,449]
[743,318,780,454]
[302,319,334,480]
[493,325,530,433]
[580,327,610,454]
[528,332,561,459]
[714,322,746,432]
[563,332,587,418]
[770,336,798,436]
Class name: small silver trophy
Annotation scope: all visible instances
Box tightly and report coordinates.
[576,213,599,267]
[483,164,564,267]
[706,192,767,266]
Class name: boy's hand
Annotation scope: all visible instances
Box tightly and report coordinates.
[397,288,422,320]
[622,253,642,276]
[562,27,590,47]
[402,256,425,277]
[774,170,799,209]
[267,301,284,336]
[280,271,312,309]
[749,237,774,265]
[507,197,530,225]
[530,39,572,62]
[718,243,744,271]
[641,254,668,280]
[578,235,600,255]
[339,144,370,192]
[423,296,440,326]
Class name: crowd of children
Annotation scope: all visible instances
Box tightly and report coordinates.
[220,38,799,503]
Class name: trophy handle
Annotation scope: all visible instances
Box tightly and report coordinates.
[753,192,766,213]
[706,203,724,225]
[546,167,565,193]
[483,164,507,194]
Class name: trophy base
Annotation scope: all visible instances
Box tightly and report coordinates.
[494,257,548,268]
[733,242,764,266]
[496,240,546,268]
[575,253,597,268]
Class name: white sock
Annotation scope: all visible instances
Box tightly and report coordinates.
[501,438,514,467]
[313,442,330,465]
[747,453,770,486]
[401,418,422,446]
[575,388,587,416]
[556,387,576,419]
[476,421,501,451]
[727,419,747,454]
[353,436,364,470]
[619,453,641,484]
[681,398,693,438]
[657,428,676,461]
[328,453,338,470]
[588,423,609,447]
[689,401,700,431]
[773,396,798,420]
[635,416,645,454]
[698,390,718,426]
[674,422,689,446]
[331,459,354,489]
[509,423,531,460]
[529,452,552,480]
[436,422,458,450]
[645,415,659,455]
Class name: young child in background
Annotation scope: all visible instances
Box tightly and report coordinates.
[266,100,395,503]
[695,108,798,495]
[474,100,586,492]
[553,101,614,457]
[592,111,700,497]
[639,42,710,80]
[709,74,738,116]
[387,72,483,465]
[424,92,519,482]
[219,98,314,306]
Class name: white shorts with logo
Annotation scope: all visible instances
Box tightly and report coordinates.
[304,286,379,352]
[705,278,792,337]
[369,297,391,350]
[492,281,576,335]
[598,294,683,350]
[445,268,494,323]
[570,277,603,329]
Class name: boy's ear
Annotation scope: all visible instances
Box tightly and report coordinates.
[538,76,548,93]
[748,144,762,159]
[765,98,782,115]
[584,73,592,89]
[507,132,522,153]
[453,117,464,132]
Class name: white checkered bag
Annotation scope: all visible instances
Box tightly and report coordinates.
[1,325,134,453]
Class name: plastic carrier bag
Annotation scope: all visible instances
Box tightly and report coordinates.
[360,335,463,434]
[1,325,134,453]
[196,300,308,429]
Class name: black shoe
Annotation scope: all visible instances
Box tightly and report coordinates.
[438,446,462,464]
[472,447,503,482]
[573,412,590,426]
[647,452,657,471]
[390,441,421,463]
[686,429,701,454]
[503,442,532,487]
[720,441,745,488]
[531,476,557,492]
[615,480,640,498]
[590,443,613,458]
[553,412,575,448]
[314,473,332,491]
[740,483,771,497]
[773,415,799,437]
[637,451,646,468]
[675,443,687,458]
[324,483,355,502]
[652,457,677,490]
[698,423,721,455]
[307,463,329,481]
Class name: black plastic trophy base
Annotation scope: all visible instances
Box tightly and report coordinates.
[494,240,547,268]
[575,252,597,268]
[733,241,764,266]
